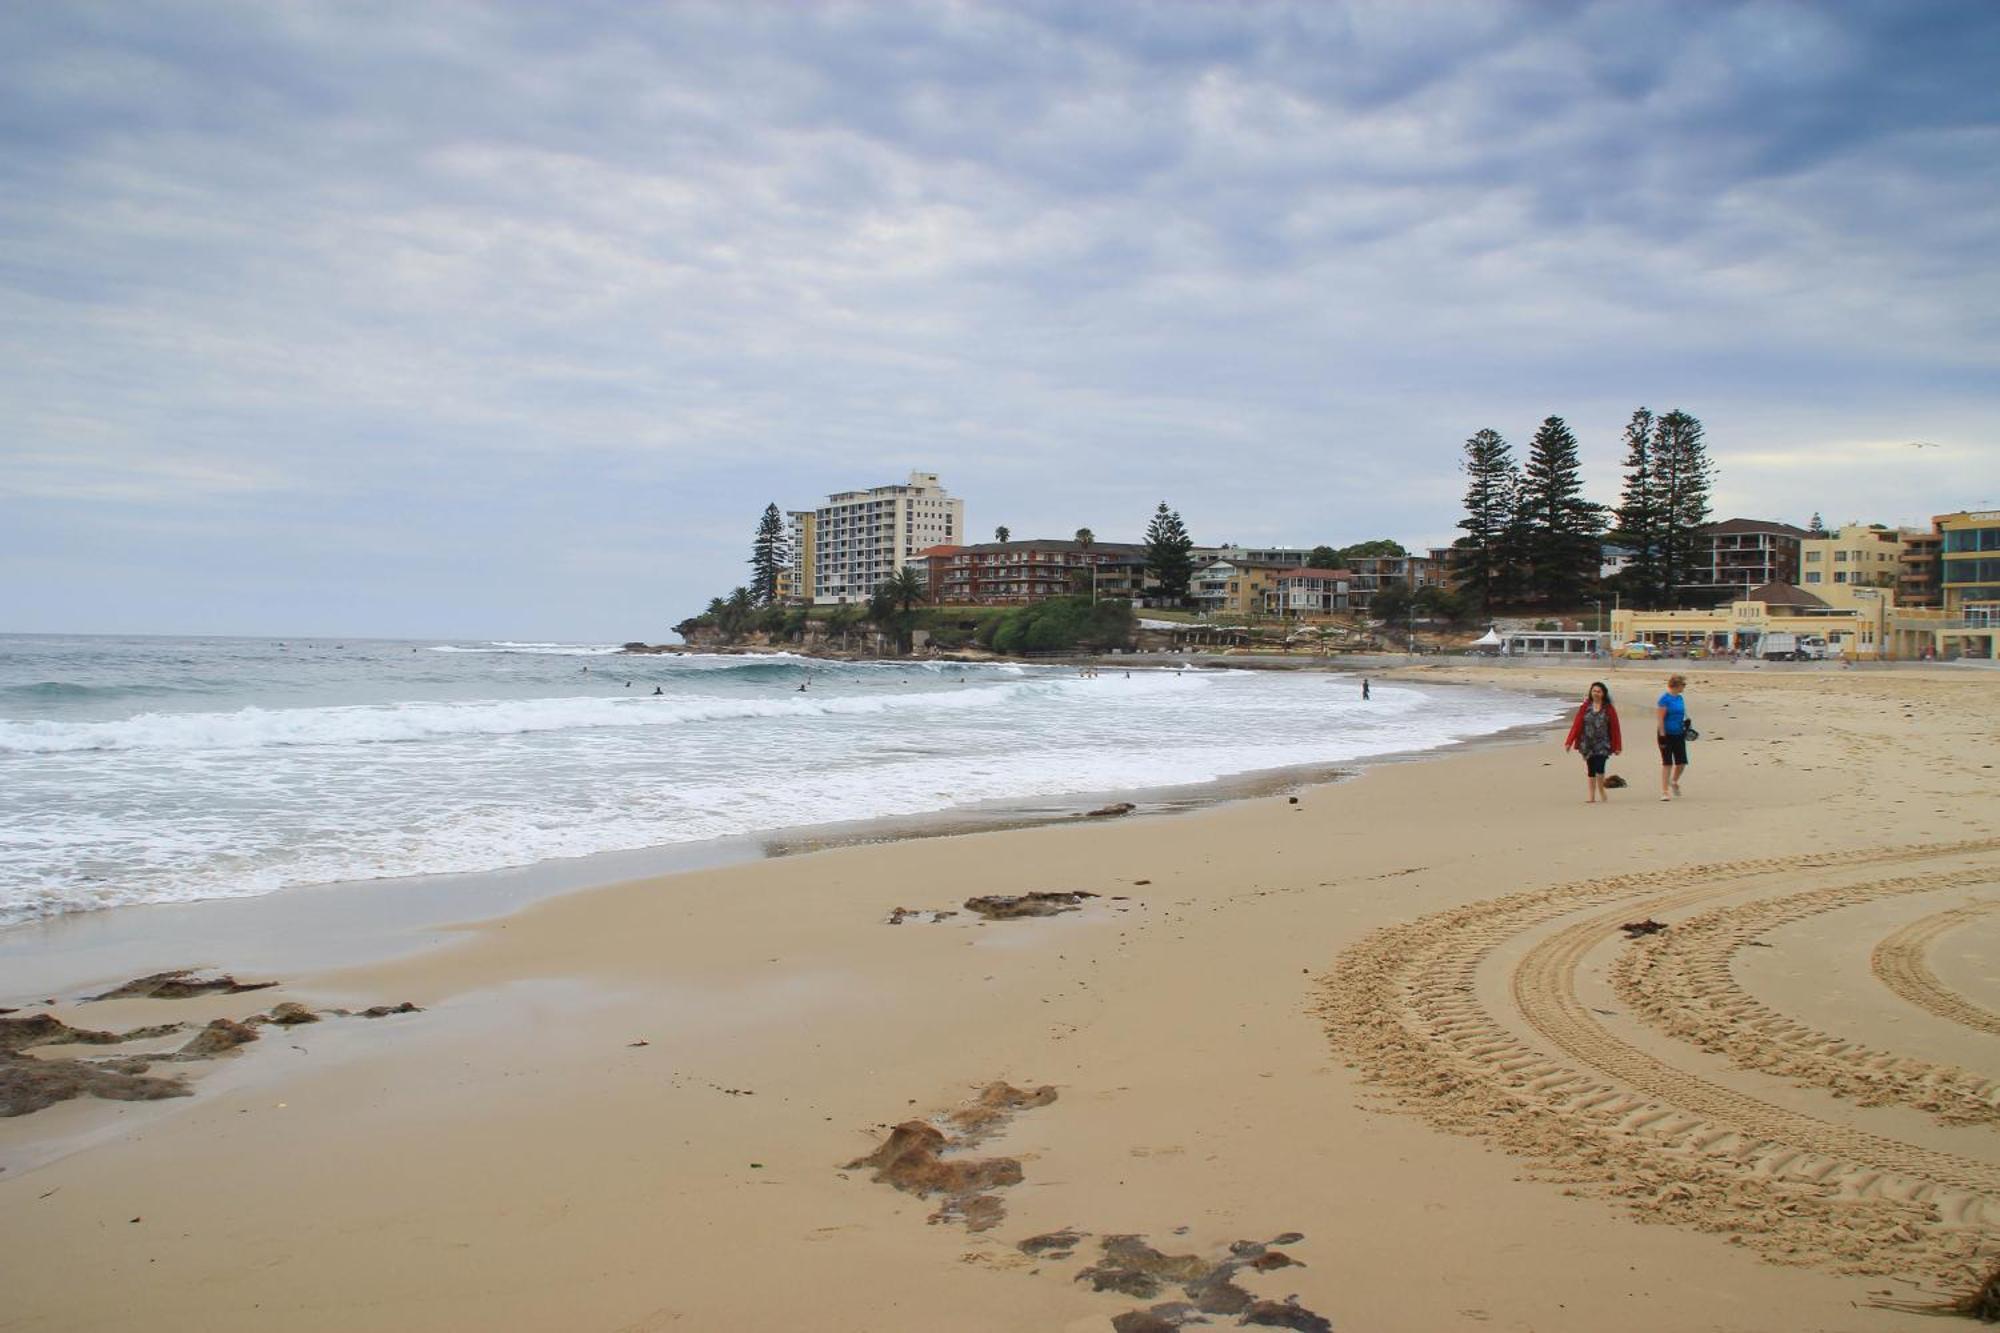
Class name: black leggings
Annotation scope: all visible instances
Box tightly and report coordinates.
[1585,753,1609,776]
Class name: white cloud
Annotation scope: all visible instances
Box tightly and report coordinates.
[1,0,1995,634]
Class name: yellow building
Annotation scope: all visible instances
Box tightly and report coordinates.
[1610,582,1890,658]
[784,509,817,605]
[1798,523,1904,598]
[1191,560,1289,618]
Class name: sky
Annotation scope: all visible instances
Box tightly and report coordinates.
[2,0,1996,640]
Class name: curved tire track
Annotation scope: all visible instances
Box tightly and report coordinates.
[1611,871,2000,1129]
[1873,901,2000,1039]
[1319,837,2000,1283]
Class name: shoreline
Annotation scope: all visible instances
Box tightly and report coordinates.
[4,663,1995,1331]
[0,683,1563,1001]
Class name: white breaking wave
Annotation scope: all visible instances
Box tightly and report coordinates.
[0,672,1204,755]
[427,641,625,656]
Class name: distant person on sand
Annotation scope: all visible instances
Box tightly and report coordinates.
[653,685,663,695]
[1656,673,1690,801]
[1562,681,1622,804]
[1362,678,1371,700]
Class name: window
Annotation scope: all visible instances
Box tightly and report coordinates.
[1834,551,1848,562]
[1805,572,1821,583]
[1805,550,1821,561]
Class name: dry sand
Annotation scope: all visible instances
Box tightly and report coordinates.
[3,663,1998,1331]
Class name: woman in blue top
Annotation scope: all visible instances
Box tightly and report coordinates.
[1656,673,1689,801]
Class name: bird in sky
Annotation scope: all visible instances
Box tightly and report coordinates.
[1906,440,1939,449]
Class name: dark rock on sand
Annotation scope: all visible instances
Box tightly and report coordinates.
[1620,919,1668,938]
[255,1002,320,1026]
[964,891,1097,920]
[1086,802,1137,818]
[1111,1306,1193,1333]
[0,1055,190,1118]
[176,1018,261,1057]
[359,1003,421,1018]
[88,970,280,1001]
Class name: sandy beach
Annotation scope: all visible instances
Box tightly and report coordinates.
[4,663,1998,1332]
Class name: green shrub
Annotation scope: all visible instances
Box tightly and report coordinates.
[987,597,1134,655]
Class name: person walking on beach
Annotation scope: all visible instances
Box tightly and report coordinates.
[1362,678,1371,700]
[1656,673,1690,801]
[1562,681,1622,804]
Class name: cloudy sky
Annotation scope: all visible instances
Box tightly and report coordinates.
[3,1,1995,639]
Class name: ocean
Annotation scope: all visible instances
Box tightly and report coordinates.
[0,635,1558,930]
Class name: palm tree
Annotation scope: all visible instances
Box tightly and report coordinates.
[715,586,755,638]
[1074,528,1097,604]
[995,525,1011,543]
[888,565,927,614]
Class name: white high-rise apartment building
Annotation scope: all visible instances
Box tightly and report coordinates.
[809,470,963,604]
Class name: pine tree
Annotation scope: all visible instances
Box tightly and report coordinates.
[1807,512,1826,536]
[1143,502,1195,603]
[1653,410,1714,606]
[749,503,788,607]
[1609,409,1666,609]
[1449,428,1517,616]
[1517,415,1604,608]
[1496,469,1535,608]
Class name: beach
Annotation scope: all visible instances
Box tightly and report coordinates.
[3,663,1998,1331]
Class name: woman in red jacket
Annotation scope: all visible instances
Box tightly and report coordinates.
[1562,681,1622,804]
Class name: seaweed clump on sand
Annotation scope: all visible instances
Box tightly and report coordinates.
[87,969,280,1001]
[1077,1233,1328,1331]
[1957,1261,2000,1322]
[964,892,1096,920]
[843,1082,1057,1231]
[1873,1258,2000,1322]
[0,1013,193,1118]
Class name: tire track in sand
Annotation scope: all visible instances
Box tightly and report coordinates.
[1873,901,2000,1039]
[1611,874,2000,1128]
[1319,837,2000,1283]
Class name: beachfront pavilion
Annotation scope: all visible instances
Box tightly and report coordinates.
[1611,584,1881,657]
[1612,584,2000,660]
[1497,629,1611,656]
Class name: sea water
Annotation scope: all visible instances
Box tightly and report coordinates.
[0,635,1557,928]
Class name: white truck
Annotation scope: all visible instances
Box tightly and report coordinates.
[1760,632,1828,661]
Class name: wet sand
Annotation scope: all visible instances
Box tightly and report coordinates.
[2,664,1997,1331]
